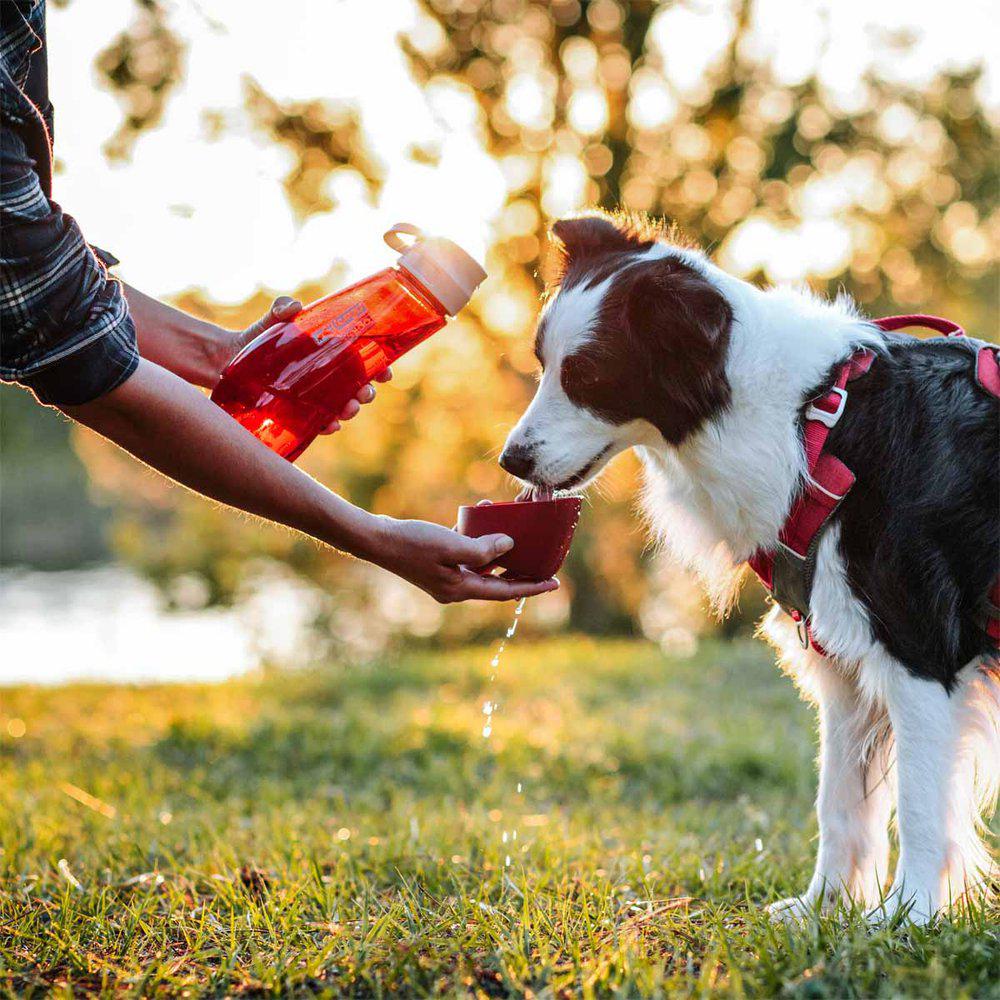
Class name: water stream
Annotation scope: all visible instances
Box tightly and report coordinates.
[481,597,526,739]
[481,597,527,866]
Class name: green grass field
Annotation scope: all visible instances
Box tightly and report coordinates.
[1,637,997,997]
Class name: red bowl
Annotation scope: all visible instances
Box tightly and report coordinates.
[457,497,582,581]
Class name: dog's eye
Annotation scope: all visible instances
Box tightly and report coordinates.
[562,356,602,391]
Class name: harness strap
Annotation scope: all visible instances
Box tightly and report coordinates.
[880,312,1000,403]
[748,313,999,656]
[976,344,1000,399]
[747,348,873,600]
[972,347,1000,645]
[873,314,966,337]
[980,581,1000,645]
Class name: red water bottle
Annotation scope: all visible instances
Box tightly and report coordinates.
[211,224,486,461]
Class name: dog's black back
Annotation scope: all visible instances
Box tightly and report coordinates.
[824,334,998,686]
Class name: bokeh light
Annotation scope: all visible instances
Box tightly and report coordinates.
[28,0,997,649]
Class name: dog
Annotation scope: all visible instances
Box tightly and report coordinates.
[499,210,999,924]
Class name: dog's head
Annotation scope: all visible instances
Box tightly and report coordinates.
[500,212,734,492]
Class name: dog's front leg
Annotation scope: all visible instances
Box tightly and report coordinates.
[871,664,961,926]
[768,664,889,921]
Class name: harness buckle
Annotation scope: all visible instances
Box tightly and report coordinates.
[795,616,811,649]
[805,385,848,428]
[788,609,811,649]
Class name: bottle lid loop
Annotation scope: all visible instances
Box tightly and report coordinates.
[383,223,425,253]
[381,222,487,315]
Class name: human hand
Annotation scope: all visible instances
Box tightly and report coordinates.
[368,516,559,604]
[221,296,392,432]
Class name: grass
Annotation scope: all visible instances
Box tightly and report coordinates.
[0,636,996,998]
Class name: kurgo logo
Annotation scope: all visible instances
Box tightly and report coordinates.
[312,302,375,344]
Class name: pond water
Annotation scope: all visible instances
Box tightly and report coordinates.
[0,565,311,686]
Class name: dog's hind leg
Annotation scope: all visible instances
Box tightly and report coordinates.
[851,713,894,908]
[768,663,890,920]
[868,660,986,925]
[944,663,999,907]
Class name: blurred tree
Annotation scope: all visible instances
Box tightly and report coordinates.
[403,0,996,322]
[94,0,185,161]
[70,0,997,651]
[242,79,384,219]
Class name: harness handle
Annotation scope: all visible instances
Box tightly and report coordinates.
[874,314,966,337]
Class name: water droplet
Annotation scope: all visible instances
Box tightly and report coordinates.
[479,600,532,854]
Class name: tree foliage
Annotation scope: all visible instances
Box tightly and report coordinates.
[75,0,997,649]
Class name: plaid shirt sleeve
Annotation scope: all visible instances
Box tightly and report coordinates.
[0,123,138,406]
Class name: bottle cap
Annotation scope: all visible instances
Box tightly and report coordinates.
[384,223,487,316]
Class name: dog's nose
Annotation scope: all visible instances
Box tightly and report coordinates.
[499,443,536,480]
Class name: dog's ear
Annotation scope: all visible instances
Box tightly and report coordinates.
[545,214,636,289]
[624,259,732,444]
[550,214,629,257]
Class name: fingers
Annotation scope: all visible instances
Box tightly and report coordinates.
[270,296,302,321]
[339,398,363,420]
[450,569,559,602]
[332,386,371,422]
[317,382,380,435]
[451,531,515,569]
[354,383,376,405]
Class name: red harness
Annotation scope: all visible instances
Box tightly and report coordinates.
[747,314,1000,655]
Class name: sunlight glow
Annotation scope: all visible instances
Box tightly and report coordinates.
[567,87,609,135]
[505,73,552,130]
[541,156,588,217]
[628,70,678,130]
[720,214,853,282]
[48,0,500,303]
[45,0,999,303]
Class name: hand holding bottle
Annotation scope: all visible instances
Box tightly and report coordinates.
[211,225,486,461]
[222,296,393,435]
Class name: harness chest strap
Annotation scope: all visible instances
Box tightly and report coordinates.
[747,314,1000,654]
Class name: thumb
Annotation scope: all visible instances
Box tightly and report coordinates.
[269,296,302,320]
[456,532,514,569]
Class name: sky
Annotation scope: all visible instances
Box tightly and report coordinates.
[47,0,997,304]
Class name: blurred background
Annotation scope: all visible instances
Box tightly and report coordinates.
[1,0,996,683]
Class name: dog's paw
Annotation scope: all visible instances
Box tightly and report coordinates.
[865,884,937,928]
[765,895,820,923]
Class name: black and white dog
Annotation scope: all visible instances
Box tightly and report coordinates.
[500,211,998,924]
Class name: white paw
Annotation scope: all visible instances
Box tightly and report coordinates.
[765,895,821,922]
[866,884,937,927]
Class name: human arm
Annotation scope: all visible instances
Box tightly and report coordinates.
[120,285,390,430]
[61,359,559,604]
[1,119,531,602]
[118,281,231,389]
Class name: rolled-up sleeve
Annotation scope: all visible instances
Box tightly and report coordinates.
[0,125,137,405]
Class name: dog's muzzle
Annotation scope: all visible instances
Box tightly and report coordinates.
[498,443,536,481]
